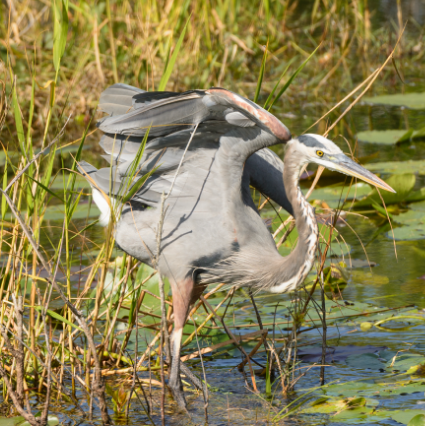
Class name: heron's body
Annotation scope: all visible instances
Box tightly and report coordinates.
[79,84,394,409]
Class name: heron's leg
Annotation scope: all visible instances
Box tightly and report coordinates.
[168,277,194,410]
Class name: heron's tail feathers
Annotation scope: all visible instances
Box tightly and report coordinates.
[98,83,146,117]
[77,161,117,227]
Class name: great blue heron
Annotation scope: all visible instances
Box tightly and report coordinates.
[79,84,395,409]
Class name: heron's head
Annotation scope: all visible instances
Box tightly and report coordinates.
[288,134,395,193]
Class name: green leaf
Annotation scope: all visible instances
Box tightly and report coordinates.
[30,306,83,332]
[158,15,190,91]
[413,125,425,139]
[69,219,99,241]
[392,410,425,425]
[0,416,25,426]
[362,92,425,109]
[2,161,8,218]
[26,175,64,202]
[356,129,414,145]
[263,59,295,109]
[306,182,372,208]
[366,160,425,176]
[40,146,57,204]
[386,354,425,373]
[393,210,425,225]
[406,188,425,203]
[53,0,69,73]
[122,165,160,203]
[408,414,425,426]
[267,43,321,110]
[254,42,268,103]
[386,223,425,241]
[346,353,385,370]
[354,173,416,207]
[12,83,25,155]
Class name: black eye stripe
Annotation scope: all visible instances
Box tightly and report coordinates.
[298,135,326,149]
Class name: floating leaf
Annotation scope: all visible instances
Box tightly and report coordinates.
[411,201,425,212]
[307,182,372,208]
[362,92,425,109]
[392,410,425,425]
[346,353,385,370]
[366,160,425,176]
[350,270,389,286]
[408,414,425,426]
[325,379,425,398]
[333,406,375,421]
[386,224,425,241]
[386,353,425,373]
[0,416,59,426]
[356,129,413,145]
[393,210,425,225]
[354,173,416,207]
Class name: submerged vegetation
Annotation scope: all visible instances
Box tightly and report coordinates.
[1,0,425,424]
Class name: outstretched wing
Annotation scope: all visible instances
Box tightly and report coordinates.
[79,84,292,215]
[97,84,290,140]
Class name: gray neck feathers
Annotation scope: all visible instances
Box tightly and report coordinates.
[200,137,318,293]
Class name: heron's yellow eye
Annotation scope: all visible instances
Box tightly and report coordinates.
[316,150,324,157]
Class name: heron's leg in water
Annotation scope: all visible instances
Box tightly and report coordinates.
[169,277,194,409]
[169,279,207,409]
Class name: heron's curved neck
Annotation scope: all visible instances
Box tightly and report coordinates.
[266,148,318,293]
[214,134,318,293]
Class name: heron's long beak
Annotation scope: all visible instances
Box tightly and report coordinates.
[324,154,396,193]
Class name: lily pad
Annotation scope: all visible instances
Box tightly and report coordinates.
[306,182,372,207]
[386,353,425,373]
[386,224,425,241]
[346,352,385,370]
[356,127,425,145]
[325,379,425,398]
[392,410,425,425]
[0,416,59,426]
[393,210,425,225]
[356,129,413,145]
[354,174,421,207]
[366,160,425,176]
[408,414,425,426]
[350,270,389,286]
[411,201,425,212]
[362,92,425,109]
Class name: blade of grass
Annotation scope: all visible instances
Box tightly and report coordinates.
[26,175,64,203]
[158,15,191,91]
[263,57,296,109]
[267,43,321,111]
[12,81,25,156]
[28,306,83,333]
[53,0,69,78]
[254,40,268,103]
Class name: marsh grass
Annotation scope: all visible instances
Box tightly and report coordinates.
[0,0,422,424]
